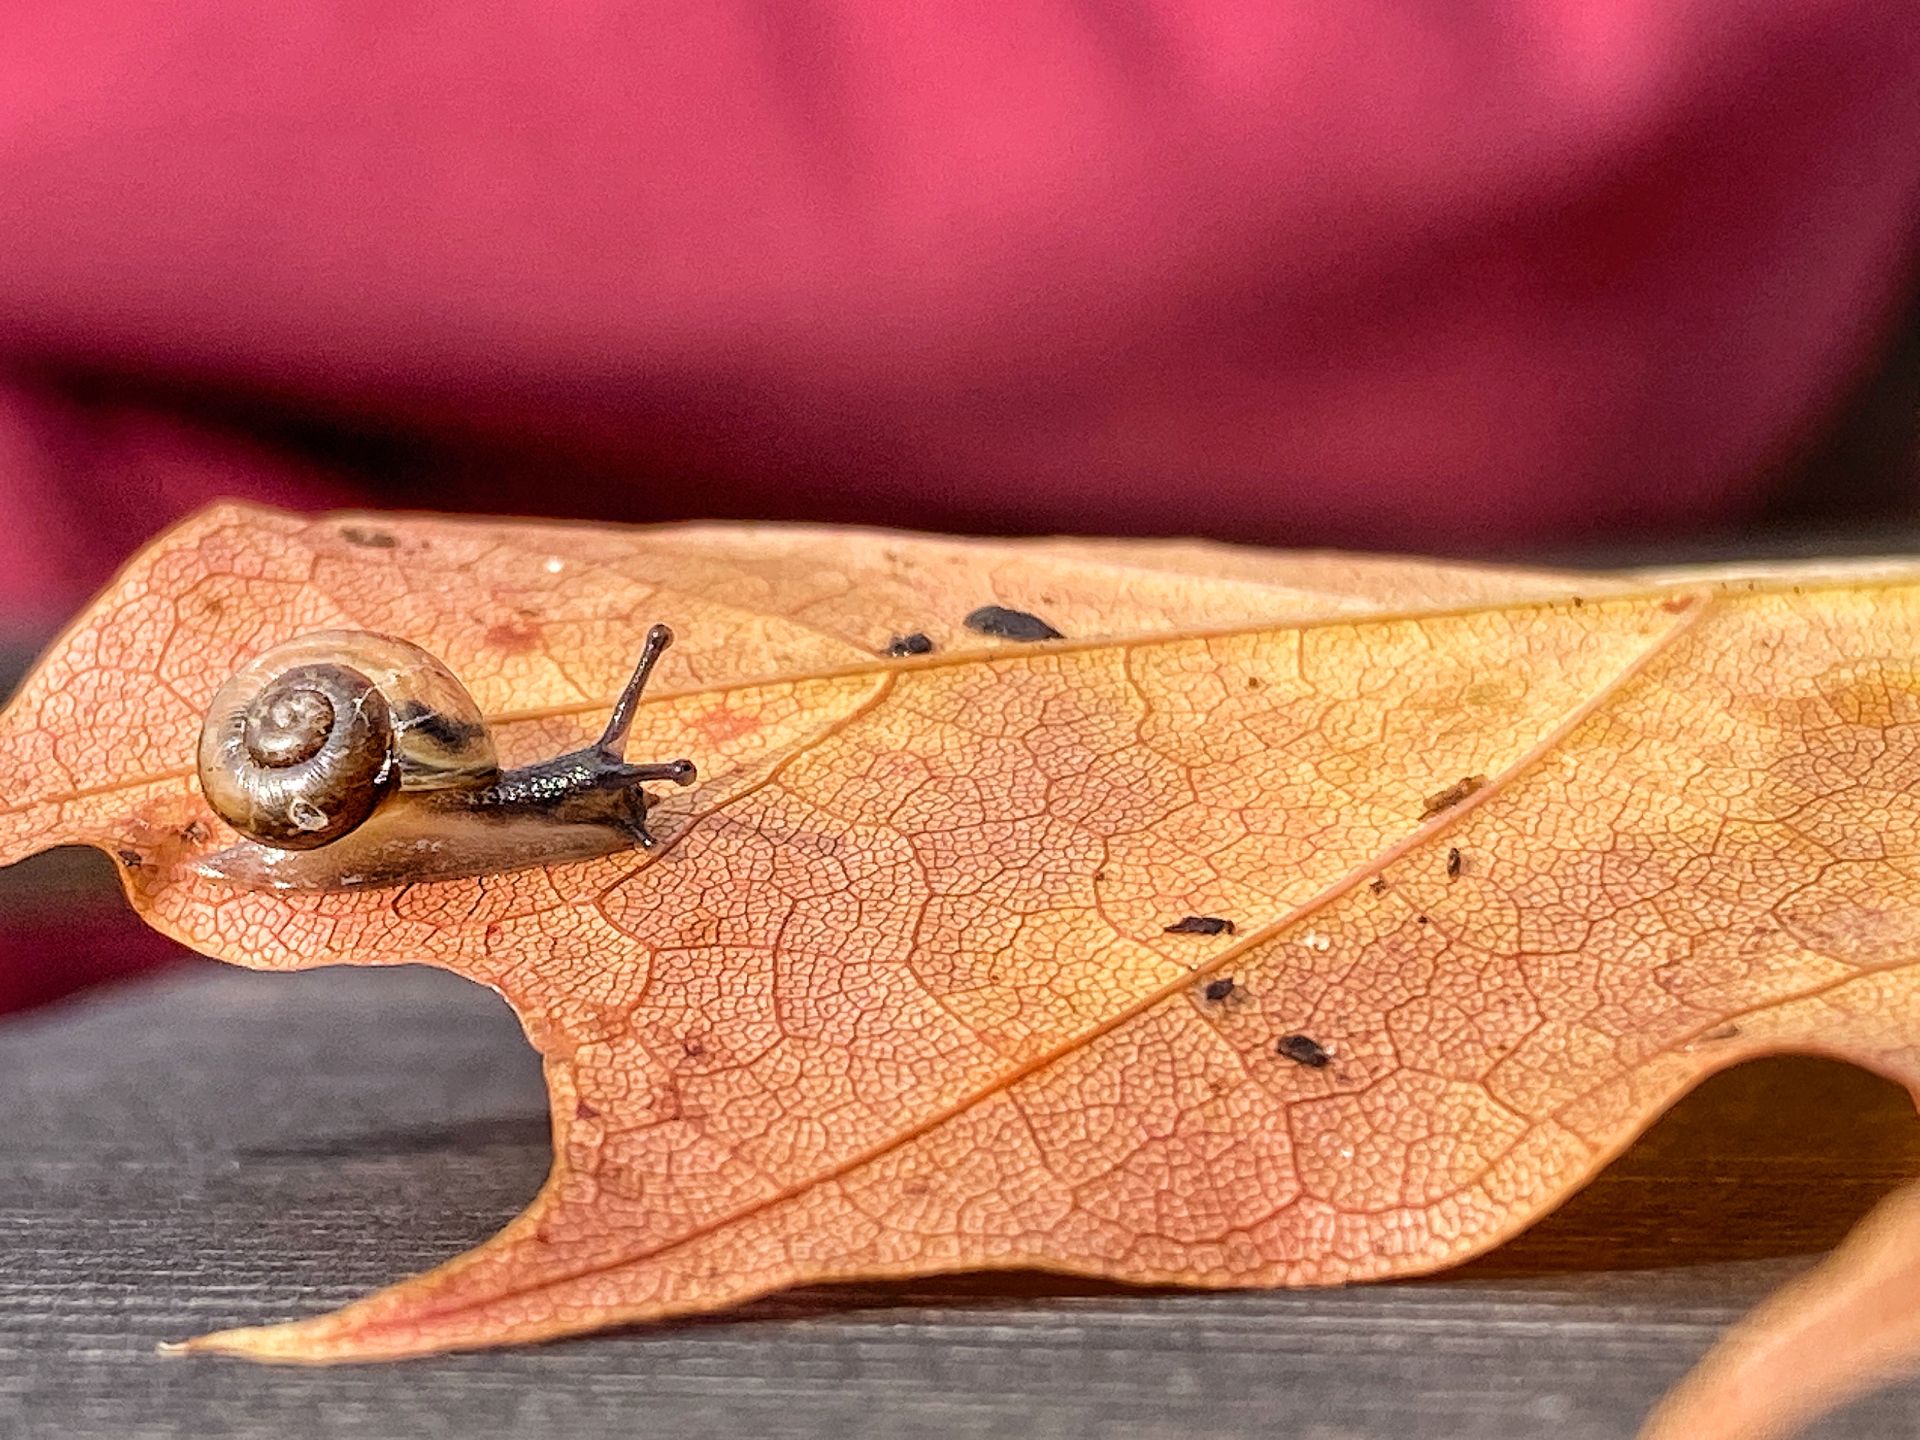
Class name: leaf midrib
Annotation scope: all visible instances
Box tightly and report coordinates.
[0,574,1870,821]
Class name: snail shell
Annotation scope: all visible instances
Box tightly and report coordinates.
[196,631,499,850]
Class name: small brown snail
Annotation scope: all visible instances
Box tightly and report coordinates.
[192,624,697,891]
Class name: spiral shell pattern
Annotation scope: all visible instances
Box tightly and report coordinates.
[196,631,500,850]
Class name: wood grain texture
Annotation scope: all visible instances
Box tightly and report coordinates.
[1,949,1916,1440]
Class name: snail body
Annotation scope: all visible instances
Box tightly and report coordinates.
[192,625,695,891]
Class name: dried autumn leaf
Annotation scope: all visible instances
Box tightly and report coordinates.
[1640,1174,1920,1440]
[2,506,1917,1439]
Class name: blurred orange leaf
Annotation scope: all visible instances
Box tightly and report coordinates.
[2,506,1918,1438]
[1640,1173,1920,1440]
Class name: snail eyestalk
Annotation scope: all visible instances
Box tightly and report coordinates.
[598,623,675,759]
[591,624,699,839]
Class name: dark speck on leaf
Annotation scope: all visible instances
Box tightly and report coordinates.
[964,605,1064,641]
[683,1038,706,1059]
[574,1100,600,1120]
[1277,1034,1332,1068]
[1369,876,1388,894]
[1446,846,1462,879]
[1204,977,1235,1002]
[1420,774,1487,820]
[1165,915,1236,936]
[115,848,142,870]
[340,526,397,549]
[181,820,207,845]
[1416,914,1430,924]
[1246,676,1264,691]
[886,632,935,657]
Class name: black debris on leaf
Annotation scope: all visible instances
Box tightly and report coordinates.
[1203,977,1235,1002]
[1446,846,1463,879]
[886,633,935,657]
[964,605,1064,641]
[339,526,398,549]
[1369,876,1389,894]
[1276,1034,1332,1068]
[1165,915,1236,936]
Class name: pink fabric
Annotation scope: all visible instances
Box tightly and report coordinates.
[0,910,197,1013]
[0,1,1916,629]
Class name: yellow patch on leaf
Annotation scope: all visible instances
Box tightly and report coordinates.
[2,506,1917,1440]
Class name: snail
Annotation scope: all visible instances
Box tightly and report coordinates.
[191,624,697,891]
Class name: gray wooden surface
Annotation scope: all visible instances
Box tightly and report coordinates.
[1,959,1918,1439]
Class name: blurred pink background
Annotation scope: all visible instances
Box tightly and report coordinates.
[2,0,1919,1008]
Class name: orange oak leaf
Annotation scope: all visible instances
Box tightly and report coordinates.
[1640,1173,1920,1440]
[2,505,1918,1440]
